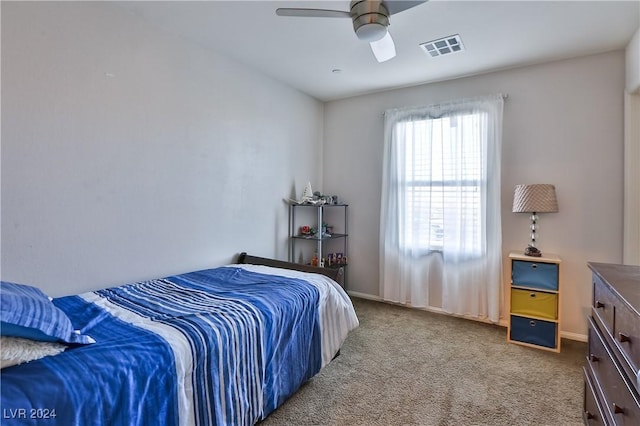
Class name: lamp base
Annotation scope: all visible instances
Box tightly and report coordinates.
[524,245,542,257]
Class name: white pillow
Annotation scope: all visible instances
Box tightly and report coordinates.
[1,336,66,369]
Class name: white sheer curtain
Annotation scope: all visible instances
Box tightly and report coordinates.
[379,94,504,322]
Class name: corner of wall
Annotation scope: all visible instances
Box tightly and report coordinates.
[626,27,640,93]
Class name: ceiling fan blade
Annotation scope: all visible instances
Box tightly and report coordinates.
[275,8,351,18]
[370,31,396,62]
[383,0,428,15]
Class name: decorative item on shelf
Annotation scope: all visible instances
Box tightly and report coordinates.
[330,252,347,265]
[287,182,325,205]
[300,225,311,236]
[287,186,342,206]
[302,182,314,202]
[311,253,319,267]
[321,222,332,237]
[324,195,340,205]
[313,192,340,205]
[512,184,559,257]
[334,253,347,265]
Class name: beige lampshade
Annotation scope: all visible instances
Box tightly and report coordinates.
[512,184,559,213]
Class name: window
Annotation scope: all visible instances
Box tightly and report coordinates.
[396,111,485,254]
[380,94,503,319]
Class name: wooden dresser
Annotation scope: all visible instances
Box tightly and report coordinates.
[584,262,640,425]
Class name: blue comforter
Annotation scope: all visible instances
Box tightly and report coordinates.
[1,267,322,425]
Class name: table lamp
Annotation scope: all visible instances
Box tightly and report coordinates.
[512,184,559,257]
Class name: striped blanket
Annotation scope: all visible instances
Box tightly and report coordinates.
[0,265,358,425]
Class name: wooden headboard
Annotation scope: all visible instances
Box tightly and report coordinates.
[236,252,345,288]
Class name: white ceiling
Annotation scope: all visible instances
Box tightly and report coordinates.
[115,0,640,102]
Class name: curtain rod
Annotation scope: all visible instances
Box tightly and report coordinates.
[382,93,508,116]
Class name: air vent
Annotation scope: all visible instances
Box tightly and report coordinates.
[420,34,464,58]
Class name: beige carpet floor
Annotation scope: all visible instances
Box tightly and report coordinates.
[262,297,586,426]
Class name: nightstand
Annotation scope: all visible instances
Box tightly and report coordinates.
[507,251,562,352]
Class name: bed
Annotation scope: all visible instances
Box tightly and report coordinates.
[0,253,359,425]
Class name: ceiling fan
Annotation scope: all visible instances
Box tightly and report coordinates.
[276,0,427,63]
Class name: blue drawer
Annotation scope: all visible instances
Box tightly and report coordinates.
[512,260,558,291]
[510,316,557,348]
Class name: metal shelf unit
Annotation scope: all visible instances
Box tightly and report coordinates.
[288,203,348,283]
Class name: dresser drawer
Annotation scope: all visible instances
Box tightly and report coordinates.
[583,367,610,425]
[510,315,557,348]
[613,301,640,384]
[587,318,640,424]
[593,273,616,335]
[512,260,558,291]
[510,288,558,320]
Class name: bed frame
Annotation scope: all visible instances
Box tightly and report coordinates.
[237,252,345,288]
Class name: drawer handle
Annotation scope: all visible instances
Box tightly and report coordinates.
[589,354,599,362]
[618,332,631,343]
[529,293,536,298]
[531,264,537,269]
[584,411,594,420]
[595,301,605,309]
[613,403,625,414]
[529,320,536,327]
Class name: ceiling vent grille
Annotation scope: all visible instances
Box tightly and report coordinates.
[420,34,464,58]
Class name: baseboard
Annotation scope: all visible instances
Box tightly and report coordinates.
[347,290,382,301]
[348,291,504,326]
[561,330,587,342]
[347,290,588,342]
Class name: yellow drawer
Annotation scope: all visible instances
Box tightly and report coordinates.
[511,288,558,320]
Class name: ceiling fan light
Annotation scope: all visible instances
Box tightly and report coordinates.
[370,31,396,62]
[355,22,387,41]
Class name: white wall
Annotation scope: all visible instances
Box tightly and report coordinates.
[323,51,625,338]
[624,27,640,265]
[1,2,324,296]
